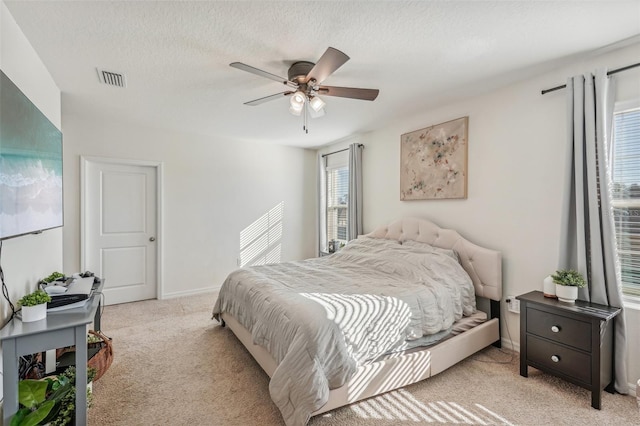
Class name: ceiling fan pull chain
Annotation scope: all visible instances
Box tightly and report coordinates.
[303,102,307,134]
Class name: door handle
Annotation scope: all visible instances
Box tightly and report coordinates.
[149,237,156,242]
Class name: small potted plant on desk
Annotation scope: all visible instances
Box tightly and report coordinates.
[39,271,66,286]
[19,290,52,323]
[551,269,586,303]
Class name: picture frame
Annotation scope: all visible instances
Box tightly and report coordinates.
[400,116,468,200]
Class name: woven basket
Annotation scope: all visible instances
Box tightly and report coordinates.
[87,330,114,381]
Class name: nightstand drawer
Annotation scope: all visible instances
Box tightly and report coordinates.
[527,335,591,384]
[526,307,591,351]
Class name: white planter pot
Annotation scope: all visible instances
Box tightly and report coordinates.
[22,303,47,322]
[555,284,578,303]
[543,275,556,298]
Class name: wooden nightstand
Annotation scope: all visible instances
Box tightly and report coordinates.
[517,291,621,409]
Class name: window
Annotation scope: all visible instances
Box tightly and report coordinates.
[327,165,348,248]
[324,151,349,251]
[612,102,640,298]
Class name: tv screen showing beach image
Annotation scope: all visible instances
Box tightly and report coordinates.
[0,70,63,240]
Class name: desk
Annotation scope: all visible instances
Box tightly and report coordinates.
[0,279,103,425]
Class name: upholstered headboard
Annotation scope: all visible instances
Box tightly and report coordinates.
[366,218,502,301]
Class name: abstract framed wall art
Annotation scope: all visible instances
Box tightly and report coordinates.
[400,116,468,200]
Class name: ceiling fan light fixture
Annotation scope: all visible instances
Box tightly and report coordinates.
[290,91,306,108]
[309,105,325,118]
[309,96,325,112]
[289,104,303,116]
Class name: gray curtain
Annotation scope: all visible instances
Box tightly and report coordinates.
[559,69,628,393]
[348,143,363,240]
[317,153,327,255]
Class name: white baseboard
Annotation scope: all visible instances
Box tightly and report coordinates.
[161,286,219,300]
[500,336,520,353]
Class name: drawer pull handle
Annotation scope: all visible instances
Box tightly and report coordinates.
[551,325,560,333]
[551,355,560,363]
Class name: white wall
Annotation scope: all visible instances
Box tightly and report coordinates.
[0,2,63,405]
[61,105,316,298]
[0,2,62,325]
[321,42,640,391]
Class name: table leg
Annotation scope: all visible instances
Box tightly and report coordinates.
[94,298,101,331]
[74,325,88,425]
[2,339,19,425]
[591,388,602,410]
[519,301,528,377]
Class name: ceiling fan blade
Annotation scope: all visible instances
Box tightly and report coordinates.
[305,47,350,84]
[230,62,297,88]
[244,91,293,106]
[317,85,379,101]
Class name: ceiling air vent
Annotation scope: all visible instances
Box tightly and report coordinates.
[96,68,127,88]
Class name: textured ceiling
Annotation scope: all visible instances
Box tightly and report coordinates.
[5,1,640,148]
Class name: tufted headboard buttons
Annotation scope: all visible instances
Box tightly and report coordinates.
[366,218,502,301]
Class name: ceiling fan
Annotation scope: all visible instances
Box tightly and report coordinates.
[230,47,379,133]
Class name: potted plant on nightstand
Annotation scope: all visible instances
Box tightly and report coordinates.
[551,269,586,303]
[18,289,52,322]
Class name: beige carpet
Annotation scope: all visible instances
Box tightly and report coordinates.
[88,294,638,425]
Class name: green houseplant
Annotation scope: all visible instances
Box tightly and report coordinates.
[10,375,70,426]
[551,269,586,303]
[11,366,96,426]
[41,272,65,284]
[18,290,52,322]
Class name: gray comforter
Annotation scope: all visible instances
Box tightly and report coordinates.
[212,237,476,426]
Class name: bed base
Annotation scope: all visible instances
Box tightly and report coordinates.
[221,312,500,417]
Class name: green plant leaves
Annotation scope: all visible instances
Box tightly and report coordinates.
[17,380,48,409]
[47,380,72,404]
[12,366,93,426]
[551,269,587,287]
[18,289,52,307]
[10,399,56,426]
[43,272,65,283]
[19,400,55,426]
[14,380,57,426]
[9,408,29,426]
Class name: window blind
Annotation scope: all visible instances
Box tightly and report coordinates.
[612,107,640,297]
[326,166,349,247]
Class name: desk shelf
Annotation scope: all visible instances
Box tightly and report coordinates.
[0,279,104,426]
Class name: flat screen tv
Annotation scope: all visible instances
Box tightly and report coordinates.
[0,70,63,240]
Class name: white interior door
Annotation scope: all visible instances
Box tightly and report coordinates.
[82,158,159,305]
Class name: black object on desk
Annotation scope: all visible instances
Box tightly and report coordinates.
[0,279,104,426]
[47,293,89,309]
[517,290,621,409]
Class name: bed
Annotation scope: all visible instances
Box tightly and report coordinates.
[212,217,502,426]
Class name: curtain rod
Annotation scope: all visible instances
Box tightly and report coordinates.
[541,62,640,95]
[321,144,364,158]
